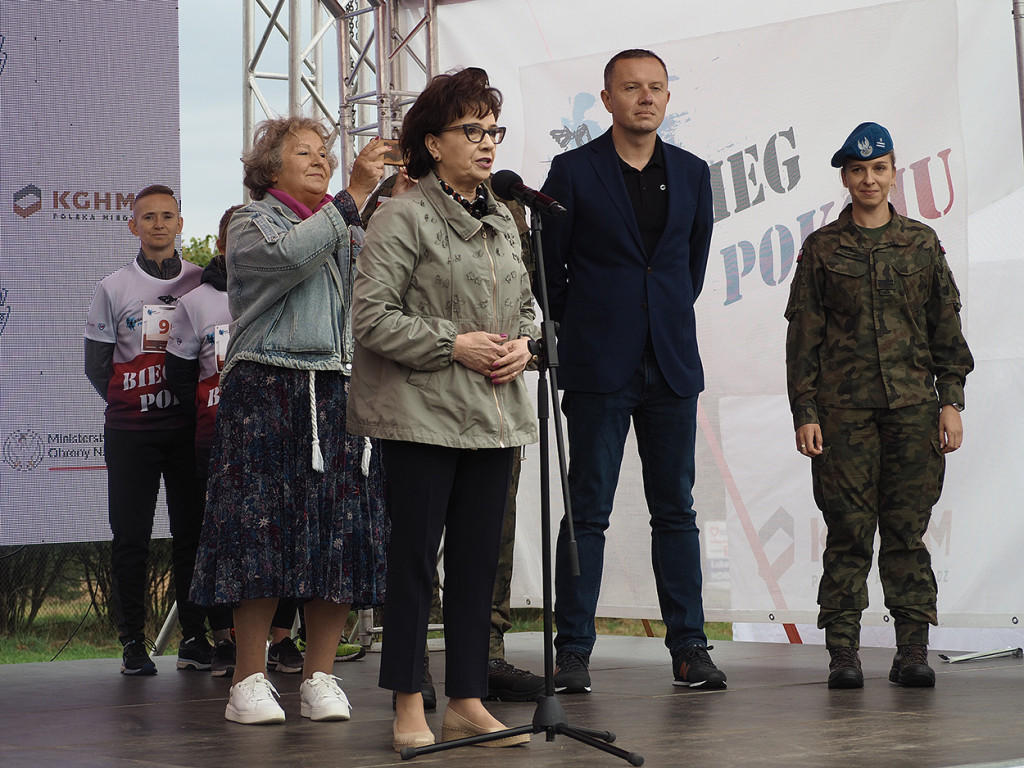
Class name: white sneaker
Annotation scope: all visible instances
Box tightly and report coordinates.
[299,671,352,721]
[225,672,286,724]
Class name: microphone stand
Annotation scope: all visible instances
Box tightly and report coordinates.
[400,202,644,766]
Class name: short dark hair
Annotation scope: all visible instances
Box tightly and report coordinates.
[242,116,339,200]
[216,204,245,254]
[399,67,503,181]
[132,184,178,212]
[603,49,668,91]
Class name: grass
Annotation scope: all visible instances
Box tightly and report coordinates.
[1,606,732,665]
[0,614,122,664]
[509,608,732,642]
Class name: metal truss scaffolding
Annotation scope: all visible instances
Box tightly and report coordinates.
[242,0,438,189]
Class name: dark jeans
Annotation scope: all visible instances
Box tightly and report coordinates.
[554,349,706,657]
[105,426,208,644]
[378,440,513,699]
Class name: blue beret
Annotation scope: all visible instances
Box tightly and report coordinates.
[830,122,894,168]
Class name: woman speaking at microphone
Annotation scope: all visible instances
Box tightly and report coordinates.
[347,67,538,752]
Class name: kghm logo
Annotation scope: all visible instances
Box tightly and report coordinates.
[3,430,45,471]
[13,184,42,219]
[12,183,136,221]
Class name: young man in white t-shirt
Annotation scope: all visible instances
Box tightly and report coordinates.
[85,184,211,675]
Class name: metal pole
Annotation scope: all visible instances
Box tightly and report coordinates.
[289,1,302,115]
[153,601,179,656]
[427,0,438,79]
[374,2,389,141]
[339,13,354,184]
[312,0,324,119]
[1014,0,1024,162]
[243,1,255,201]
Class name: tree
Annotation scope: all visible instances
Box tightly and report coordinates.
[182,235,216,267]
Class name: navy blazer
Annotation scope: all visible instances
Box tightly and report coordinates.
[540,129,713,396]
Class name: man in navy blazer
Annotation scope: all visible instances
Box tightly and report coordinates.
[541,49,726,692]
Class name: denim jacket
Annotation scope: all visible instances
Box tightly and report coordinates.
[222,196,359,377]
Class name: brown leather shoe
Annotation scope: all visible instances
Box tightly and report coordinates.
[889,645,935,687]
[827,646,864,689]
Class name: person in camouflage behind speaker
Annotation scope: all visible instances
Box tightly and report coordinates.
[785,122,974,689]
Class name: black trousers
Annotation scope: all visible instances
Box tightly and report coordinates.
[379,440,513,699]
[105,426,208,643]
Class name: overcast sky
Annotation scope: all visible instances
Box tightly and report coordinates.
[179,2,245,241]
[180,2,345,241]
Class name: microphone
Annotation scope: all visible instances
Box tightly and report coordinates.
[491,169,567,217]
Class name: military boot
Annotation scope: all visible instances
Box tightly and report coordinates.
[889,644,935,687]
[827,646,864,689]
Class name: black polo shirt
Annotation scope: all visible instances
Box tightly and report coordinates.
[618,136,668,258]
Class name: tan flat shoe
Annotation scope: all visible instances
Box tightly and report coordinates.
[441,707,530,747]
[392,720,435,752]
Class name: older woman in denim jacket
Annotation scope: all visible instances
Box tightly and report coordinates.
[190,117,390,726]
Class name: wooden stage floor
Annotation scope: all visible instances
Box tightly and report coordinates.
[1,633,1022,768]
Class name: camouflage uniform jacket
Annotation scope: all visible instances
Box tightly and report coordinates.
[785,204,974,429]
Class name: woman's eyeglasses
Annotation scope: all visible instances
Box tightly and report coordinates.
[437,124,507,144]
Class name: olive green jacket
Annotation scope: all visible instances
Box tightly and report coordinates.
[347,173,539,449]
[785,204,974,429]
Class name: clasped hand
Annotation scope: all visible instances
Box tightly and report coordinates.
[453,332,531,385]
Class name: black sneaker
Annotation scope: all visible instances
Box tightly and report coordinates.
[827,646,864,689]
[889,644,935,687]
[487,658,545,702]
[177,635,213,671]
[391,667,438,711]
[121,638,157,676]
[211,640,236,677]
[672,644,727,689]
[267,636,304,674]
[554,650,591,693]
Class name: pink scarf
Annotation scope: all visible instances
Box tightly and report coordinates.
[266,188,333,220]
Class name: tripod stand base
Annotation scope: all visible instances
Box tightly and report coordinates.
[401,695,644,765]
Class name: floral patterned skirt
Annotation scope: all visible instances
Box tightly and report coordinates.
[190,361,388,608]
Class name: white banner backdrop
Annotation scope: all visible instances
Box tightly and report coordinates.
[0,0,1020,640]
[435,0,1024,634]
[0,2,180,544]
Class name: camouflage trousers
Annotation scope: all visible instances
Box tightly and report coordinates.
[812,402,944,648]
[489,449,523,659]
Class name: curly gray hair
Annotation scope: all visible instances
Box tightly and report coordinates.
[242,116,339,200]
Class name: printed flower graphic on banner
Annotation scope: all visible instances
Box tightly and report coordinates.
[550,92,601,151]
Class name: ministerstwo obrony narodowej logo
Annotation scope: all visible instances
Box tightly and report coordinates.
[3,430,45,471]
